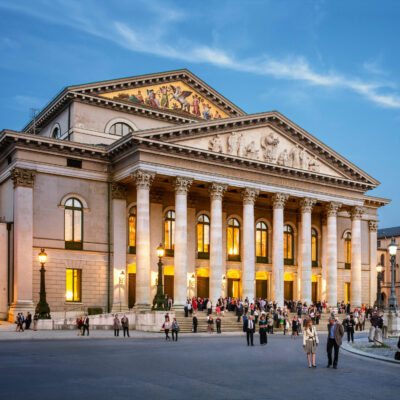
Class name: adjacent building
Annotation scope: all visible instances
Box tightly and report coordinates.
[0,69,390,320]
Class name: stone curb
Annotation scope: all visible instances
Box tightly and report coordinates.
[342,340,400,364]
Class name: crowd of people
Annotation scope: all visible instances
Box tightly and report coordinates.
[14,311,37,332]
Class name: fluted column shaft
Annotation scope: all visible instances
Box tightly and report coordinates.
[209,183,227,306]
[351,207,363,308]
[321,216,327,301]
[173,177,193,307]
[272,193,289,307]
[300,198,316,304]
[242,188,259,302]
[132,170,154,307]
[326,202,341,307]
[369,221,378,307]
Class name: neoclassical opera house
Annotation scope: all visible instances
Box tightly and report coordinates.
[0,69,389,320]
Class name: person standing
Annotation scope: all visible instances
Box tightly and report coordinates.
[192,313,198,333]
[346,315,355,343]
[121,314,130,337]
[113,314,121,337]
[163,316,171,341]
[259,315,267,345]
[245,315,255,346]
[207,315,214,333]
[25,312,32,330]
[207,299,212,315]
[83,315,90,336]
[292,316,299,339]
[303,319,319,368]
[171,317,179,341]
[33,312,39,331]
[326,317,344,369]
[76,316,83,336]
[216,316,222,334]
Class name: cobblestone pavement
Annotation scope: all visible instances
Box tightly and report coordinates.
[0,333,399,400]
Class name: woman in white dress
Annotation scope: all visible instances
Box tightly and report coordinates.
[303,319,319,368]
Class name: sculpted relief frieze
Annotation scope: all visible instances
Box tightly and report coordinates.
[180,127,341,177]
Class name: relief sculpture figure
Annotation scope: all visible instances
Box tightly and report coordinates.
[308,156,320,172]
[227,132,238,155]
[208,135,223,153]
[290,145,300,169]
[277,149,290,167]
[237,133,245,157]
[245,140,259,159]
[261,133,279,162]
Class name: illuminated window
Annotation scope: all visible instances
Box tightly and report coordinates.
[256,221,268,263]
[197,214,210,259]
[345,232,351,269]
[65,198,83,250]
[164,210,175,257]
[312,228,318,267]
[66,269,81,302]
[129,206,136,254]
[109,122,133,136]
[227,218,240,261]
[284,225,294,265]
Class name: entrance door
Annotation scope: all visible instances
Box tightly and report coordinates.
[312,282,318,305]
[128,273,136,308]
[228,278,240,298]
[197,277,209,298]
[284,281,293,301]
[345,283,351,304]
[256,280,268,299]
[164,275,174,300]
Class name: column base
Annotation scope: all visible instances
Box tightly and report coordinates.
[133,304,152,312]
[8,300,35,322]
[111,305,129,314]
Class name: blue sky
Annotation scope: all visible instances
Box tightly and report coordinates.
[0,0,399,227]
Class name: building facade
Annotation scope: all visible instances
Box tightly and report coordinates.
[0,69,389,320]
[377,227,400,307]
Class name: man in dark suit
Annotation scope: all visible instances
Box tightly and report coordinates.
[327,317,344,369]
[83,315,90,336]
[246,315,256,346]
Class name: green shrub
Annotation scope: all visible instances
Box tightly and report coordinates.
[88,307,103,315]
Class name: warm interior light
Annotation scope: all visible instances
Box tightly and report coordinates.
[376,265,383,273]
[388,237,397,256]
[38,248,47,264]
[119,270,125,283]
[66,291,73,301]
[157,243,165,258]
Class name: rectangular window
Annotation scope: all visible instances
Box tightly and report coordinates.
[66,269,81,302]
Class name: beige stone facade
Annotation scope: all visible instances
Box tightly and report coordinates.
[0,69,390,320]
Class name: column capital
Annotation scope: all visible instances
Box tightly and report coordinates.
[173,176,193,194]
[324,202,341,217]
[272,193,289,209]
[351,206,364,220]
[300,197,316,213]
[208,182,228,200]
[368,220,379,232]
[10,167,36,188]
[111,182,127,200]
[131,169,155,190]
[241,188,259,205]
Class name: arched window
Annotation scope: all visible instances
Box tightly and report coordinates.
[52,126,61,139]
[283,225,294,265]
[164,210,175,256]
[345,232,351,269]
[129,206,136,254]
[109,122,133,136]
[65,198,83,250]
[312,228,318,267]
[197,214,210,259]
[227,218,240,261]
[256,221,268,263]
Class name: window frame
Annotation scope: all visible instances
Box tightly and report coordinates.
[283,224,294,265]
[344,232,351,269]
[256,221,268,264]
[164,210,175,257]
[64,198,83,250]
[65,268,82,302]
[311,228,318,267]
[197,214,210,259]
[227,218,241,262]
[128,206,136,254]
[109,122,133,136]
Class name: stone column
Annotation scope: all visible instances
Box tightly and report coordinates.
[325,202,341,308]
[0,223,8,320]
[321,215,327,301]
[173,177,193,307]
[351,207,363,308]
[300,198,316,305]
[272,193,289,307]
[131,170,155,308]
[9,168,36,321]
[242,188,259,302]
[368,221,378,307]
[111,183,128,312]
[209,183,227,306]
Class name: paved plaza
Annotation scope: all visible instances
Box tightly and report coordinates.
[0,333,398,400]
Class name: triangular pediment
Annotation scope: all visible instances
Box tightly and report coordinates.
[176,126,344,178]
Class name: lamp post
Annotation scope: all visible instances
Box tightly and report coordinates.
[37,248,50,319]
[152,244,166,310]
[387,237,398,310]
[119,270,126,312]
[376,264,383,310]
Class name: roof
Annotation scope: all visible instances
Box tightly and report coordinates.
[378,226,400,239]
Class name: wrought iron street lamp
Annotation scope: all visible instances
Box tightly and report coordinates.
[152,244,166,310]
[387,237,398,310]
[37,248,51,319]
[376,264,383,309]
